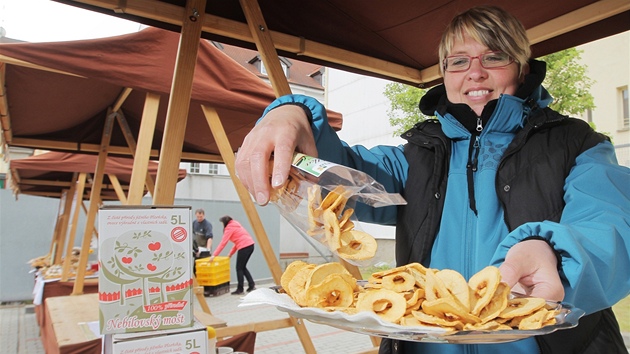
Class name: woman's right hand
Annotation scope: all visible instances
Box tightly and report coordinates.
[235,104,317,205]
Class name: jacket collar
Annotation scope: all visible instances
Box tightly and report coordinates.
[417,59,552,138]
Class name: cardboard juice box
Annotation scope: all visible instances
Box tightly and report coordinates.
[98,206,193,334]
[104,320,208,354]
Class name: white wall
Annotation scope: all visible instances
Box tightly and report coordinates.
[327,69,406,148]
[577,31,630,167]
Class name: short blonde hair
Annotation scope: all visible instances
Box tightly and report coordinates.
[439,5,530,76]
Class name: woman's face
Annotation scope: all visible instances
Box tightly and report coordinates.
[443,33,522,116]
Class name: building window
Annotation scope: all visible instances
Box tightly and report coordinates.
[621,87,629,129]
[190,162,200,174]
[258,57,290,78]
[208,163,219,175]
[310,68,326,86]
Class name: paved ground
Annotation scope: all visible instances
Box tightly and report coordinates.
[0,279,376,354]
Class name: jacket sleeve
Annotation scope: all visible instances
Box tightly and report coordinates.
[228,245,238,258]
[262,94,409,225]
[212,229,232,257]
[492,141,630,314]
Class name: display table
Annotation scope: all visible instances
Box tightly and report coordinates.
[42,293,101,354]
[194,309,228,328]
[34,277,99,329]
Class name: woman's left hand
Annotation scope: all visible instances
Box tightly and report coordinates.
[498,239,565,302]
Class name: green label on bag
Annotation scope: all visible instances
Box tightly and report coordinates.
[292,153,337,177]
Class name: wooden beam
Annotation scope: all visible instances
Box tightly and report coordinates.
[8,137,224,162]
[215,318,293,339]
[153,0,206,204]
[49,196,66,264]
[61,172,88,282]
[73,111,116,294]
[18,179,73,187]
[64,0,630,87]
[64,0,425,85]
[203,106,282,282]
[0,54,84,77]
[203,104,315,353]
[0,62,11,145]
[112,87,133,112]
[108,174,128,204]
[239,0,290,96]
[127,92,160,204]
[527,0,630,44]
[55,179,79,264]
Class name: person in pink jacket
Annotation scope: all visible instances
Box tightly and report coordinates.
[209,215,256,295]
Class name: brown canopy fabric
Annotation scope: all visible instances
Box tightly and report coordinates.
[9,151,187,200]
[55,0,630,87]
[0,27,343,161]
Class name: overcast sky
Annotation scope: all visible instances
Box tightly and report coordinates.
[0,0,142,42]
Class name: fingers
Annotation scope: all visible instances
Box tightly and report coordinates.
[235,104,314,205]
[499,239,565,301]
[498,261,520,289]
[235,134,274,205]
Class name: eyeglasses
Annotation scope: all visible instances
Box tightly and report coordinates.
[443,51,514,72]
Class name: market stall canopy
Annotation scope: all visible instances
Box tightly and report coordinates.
[52,0,630,87]
[9,151,187,200]
[0,27,343,161]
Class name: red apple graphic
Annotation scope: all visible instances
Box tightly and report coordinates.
[121,256,133,264]
[148,242,162,251]
[147,263,157,271]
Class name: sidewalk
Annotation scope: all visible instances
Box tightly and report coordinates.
[0,279,376,354]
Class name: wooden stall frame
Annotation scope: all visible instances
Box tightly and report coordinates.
[2,0,375,351]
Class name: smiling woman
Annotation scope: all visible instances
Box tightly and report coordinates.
[0,0,142,42]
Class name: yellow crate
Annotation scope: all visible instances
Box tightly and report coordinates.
[196,256,229,272]
[197,272,230,286]
[195,256,230,286]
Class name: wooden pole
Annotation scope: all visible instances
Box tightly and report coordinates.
[238,0,291,97]
[53,174,79,264]
[72,111,115,295]
[127,92,160,204]
[61,173,87,282]
[108,174,127,204]
[237,1,366,350]
[202,105,316,354]
[152,0,206,205]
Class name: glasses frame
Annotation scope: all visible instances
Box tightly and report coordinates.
[443,51,514,73]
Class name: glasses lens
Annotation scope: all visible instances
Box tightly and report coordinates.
[445,56,470,72]
[481,52,511,67]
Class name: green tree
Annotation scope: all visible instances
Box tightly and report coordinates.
[384,48,595,136]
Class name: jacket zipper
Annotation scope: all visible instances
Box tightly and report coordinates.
[466,117,483,214]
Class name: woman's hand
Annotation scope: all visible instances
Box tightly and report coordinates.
[498,239,565,302]
[235,105,317,205]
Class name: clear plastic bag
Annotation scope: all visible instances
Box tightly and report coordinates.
[270,153,406,266]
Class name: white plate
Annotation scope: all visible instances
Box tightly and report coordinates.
[241,288,584,344]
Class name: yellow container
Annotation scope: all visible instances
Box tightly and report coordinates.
[196,256,230,286]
